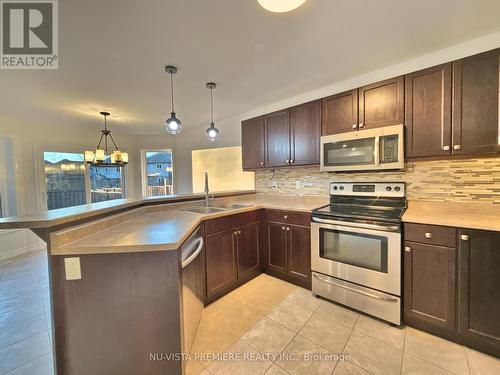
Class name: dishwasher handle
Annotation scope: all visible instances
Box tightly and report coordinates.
[181,237,204,269]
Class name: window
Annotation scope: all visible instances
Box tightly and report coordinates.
[191,146,254,193]
[43,152,126,210]
[142,150,174,197]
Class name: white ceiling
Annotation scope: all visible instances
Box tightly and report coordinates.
[1,0,500,135]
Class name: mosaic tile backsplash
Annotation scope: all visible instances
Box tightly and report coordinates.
[255,157,500,203]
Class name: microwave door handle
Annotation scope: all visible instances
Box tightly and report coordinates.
[374,136,380,165]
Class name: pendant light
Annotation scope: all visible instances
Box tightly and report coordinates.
[85,112,129,167]
[205,82,219,141]
[257,0,307,13]
[165,65,182,134]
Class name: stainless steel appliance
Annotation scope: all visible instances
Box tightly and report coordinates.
[180,226,204,353]
[320,124,404,172]
[311,182,406,325]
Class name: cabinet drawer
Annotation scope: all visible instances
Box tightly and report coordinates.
[204,210,262,235]
[265,209,311,227]
[404,223,456,247]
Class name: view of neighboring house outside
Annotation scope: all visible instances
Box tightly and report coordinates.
[44,152,124,210]
[144,151,173,197]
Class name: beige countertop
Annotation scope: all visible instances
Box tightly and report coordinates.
[0,190,256,230]
[51,194,329,256]
[403,200,500,231]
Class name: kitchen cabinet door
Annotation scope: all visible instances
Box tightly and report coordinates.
[358,76,404,130]
[290,100,321,165]
[287,224,311,289]
[458,229,500,355]
[241,116,265,170]
[236,222,260,279]
[265,109,290,167]
[404,242,456,330]
[266,221,287,274]
[205,229,237,297]
[405,63,452,158]
[322,89,358,135]
[452,49,500,155]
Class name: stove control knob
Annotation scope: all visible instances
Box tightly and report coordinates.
[394,186,401,192]
[339,186,344,191]
[386,186,392,191]
[333,186,338,190]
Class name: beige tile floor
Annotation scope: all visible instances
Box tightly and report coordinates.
[1,250,499,375]
[189,274,500,375]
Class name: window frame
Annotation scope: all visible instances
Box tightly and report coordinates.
[141,149,174,198]
[36,144,129,211]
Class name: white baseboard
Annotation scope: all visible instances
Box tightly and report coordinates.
[0,229,46,262]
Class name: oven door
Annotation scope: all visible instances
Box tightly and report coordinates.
[311,218,401,295]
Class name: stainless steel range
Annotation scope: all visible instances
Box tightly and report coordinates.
[311,182,406,325]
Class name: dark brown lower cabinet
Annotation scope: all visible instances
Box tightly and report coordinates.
[458,229,500,356]
[205,228,238,298]
[287,224,311,286]
[266,221,288,274]
[264,212,311,289]
[237,222,260,279]
[404,241,456,330]
[404,224,500,357]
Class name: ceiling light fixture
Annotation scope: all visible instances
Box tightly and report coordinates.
[206,82,219,141]
[85,112,128,166]
[257,0,307,13]
[165,65,182,134]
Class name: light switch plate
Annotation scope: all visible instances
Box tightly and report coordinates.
[64,257,81,280]
[295,180,302,189]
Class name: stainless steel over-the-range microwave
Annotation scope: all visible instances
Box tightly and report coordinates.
[320,124,405,172]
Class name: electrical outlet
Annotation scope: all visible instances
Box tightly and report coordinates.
[64,257,82,280]
[295,180,302,189]
[272,180,278,189]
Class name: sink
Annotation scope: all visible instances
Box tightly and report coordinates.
[183,206,228,214]
[224,203,253,209]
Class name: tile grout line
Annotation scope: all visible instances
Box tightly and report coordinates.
[399,324,407,375]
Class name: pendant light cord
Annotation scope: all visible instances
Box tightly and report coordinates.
[210,86,214,125]
[170,72,175,112]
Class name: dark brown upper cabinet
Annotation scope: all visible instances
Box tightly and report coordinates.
[322,90,358,135]
[452,48,500,155]
[241,116,265,170]
[358,76,405,130]
[289,100,321,165]
[405,63,453,158]
[264,109,290,167]
[458,229,500,356]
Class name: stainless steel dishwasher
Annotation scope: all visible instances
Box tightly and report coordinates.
[180,226,204,354]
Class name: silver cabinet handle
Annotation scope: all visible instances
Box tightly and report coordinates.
[453,145,461,150]
[313,273,399,303]
[286,227,290,231]
[290,159,294,164]
[352,124,358,129]
[359,123,364,128]
[461,234,469,241]
[425,232,432,238]
[405,246,412,252]
[281,226,286,230]
[285,159,290,164]
[443,146,450,151]
[283,215,288,220]
[260,161,264,166]
[238,230,242,235]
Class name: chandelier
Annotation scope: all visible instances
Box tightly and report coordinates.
[84,111,129,166]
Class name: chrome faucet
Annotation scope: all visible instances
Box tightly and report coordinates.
[204,172,210,206]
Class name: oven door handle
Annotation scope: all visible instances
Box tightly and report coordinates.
[312,217,400,232]
[313,273,399,303]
